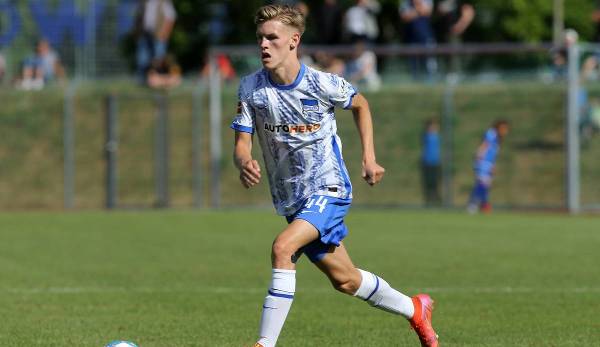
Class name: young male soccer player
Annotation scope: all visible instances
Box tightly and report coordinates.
[467,120,510,213]
[231,5,438,347]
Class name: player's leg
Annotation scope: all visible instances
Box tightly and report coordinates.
[255,219,318,347]
[314,243,438,347]
[433,164,442,205]
[468,177,487,213]
[314,242,415,318]
[479,180,492,213]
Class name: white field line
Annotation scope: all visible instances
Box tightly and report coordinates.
[1,286,600,295]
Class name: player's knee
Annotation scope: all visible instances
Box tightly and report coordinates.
[271,239,296,263]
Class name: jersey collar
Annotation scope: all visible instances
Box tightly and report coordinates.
[266,63,306,90]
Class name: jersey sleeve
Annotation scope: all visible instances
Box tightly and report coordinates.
[230,80,255,134]
[325,73,357,110]
[161,1,177,20]
[484,129,497,144]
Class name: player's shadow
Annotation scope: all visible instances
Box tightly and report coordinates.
[513,139,563,151]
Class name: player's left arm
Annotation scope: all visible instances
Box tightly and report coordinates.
[476,141,488,160]
[350,93,385,186]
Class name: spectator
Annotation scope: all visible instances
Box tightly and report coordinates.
[207,3,231,45]
[421,119,441,206]
[434,0,474,73]
[17,39,64,90]
[434,0,474,44]
[314,0,343,45]
[133,0,177,83]
[294,1,309,18]
[0,51,5,84]
[400,0,437,79]
[294,2,317,44]
[344,0,381,43]
[550,29,592,81]
[344,40,381,91]
[147,54,181,89]
[431,1,473,74]
[313,51,345,76]
[582,97,600,146]
[592,1,600,42]
[467,120,510,214]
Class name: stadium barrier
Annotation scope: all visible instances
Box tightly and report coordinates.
[1,42,599,213]
[205,42,592,214]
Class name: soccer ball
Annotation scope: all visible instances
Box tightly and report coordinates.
[105,341,138,347]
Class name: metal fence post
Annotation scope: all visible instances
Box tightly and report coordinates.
[442,74,457,208]
[566,42,581,214]
[105,94,118,209]
[209,54,222,208]
[63,83,76,209]
[192,81,206,208]
[154,93,170,208]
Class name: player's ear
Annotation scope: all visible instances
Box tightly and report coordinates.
[290,32,300,50]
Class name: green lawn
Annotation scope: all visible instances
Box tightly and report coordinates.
[0,210,599,346]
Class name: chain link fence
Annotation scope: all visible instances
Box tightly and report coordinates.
[1,7,599,212]
[1,0,136,84]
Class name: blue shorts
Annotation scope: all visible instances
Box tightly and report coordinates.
[285,194,352,263]
[474,169,493,186]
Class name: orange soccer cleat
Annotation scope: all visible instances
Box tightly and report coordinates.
[409,294,439,347]
[252,343,265,347]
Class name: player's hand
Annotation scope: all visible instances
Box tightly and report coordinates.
[362,160,385,186]
[240,159,261,188]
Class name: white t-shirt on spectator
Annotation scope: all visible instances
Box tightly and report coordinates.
[144,0,177,32]
[344,2,380,40]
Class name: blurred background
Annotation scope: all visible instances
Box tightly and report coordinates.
[1,0,599,213]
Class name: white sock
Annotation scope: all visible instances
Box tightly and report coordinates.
[353,269,415,319]
[257,269,296,347]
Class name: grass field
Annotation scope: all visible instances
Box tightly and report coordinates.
[1,210,599,346]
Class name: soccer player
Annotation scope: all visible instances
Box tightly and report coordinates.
[467,120,510,213]
[231,5,438,347]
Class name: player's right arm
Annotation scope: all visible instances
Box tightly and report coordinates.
[231,78,260,188]
[234,131,261,188]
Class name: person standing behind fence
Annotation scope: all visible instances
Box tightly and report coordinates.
[400,0,437,80]
[133,0,177,84]
[467,120,509,214]
[314,0,343,45]
[345,40,381,91]
[421,119,441,206]
[17,39,64,90]
[0,51,5,84]
[434,0,474,44]
[434,0,474,73]
[344,0,381,43]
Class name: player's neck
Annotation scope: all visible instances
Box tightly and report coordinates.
[267,59,301,86]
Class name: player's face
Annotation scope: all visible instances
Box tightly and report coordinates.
[256,20,299,70]
[498,124,509,138]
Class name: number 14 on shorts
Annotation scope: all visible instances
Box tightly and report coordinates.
[304,196,328,213]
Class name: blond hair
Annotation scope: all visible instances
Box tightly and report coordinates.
[254,4,305,35]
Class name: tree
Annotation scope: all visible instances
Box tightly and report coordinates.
[466,0,595,43]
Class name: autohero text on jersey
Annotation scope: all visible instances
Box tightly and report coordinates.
[264,122,321,134]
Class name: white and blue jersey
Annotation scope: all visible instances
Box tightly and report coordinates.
[474,128,500,179]
[231,64,356,216]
